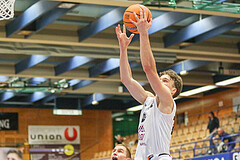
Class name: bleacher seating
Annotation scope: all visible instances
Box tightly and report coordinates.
[92,108,240,160]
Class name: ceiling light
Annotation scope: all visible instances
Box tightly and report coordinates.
[92,100,99,105]
[118,86,123,93]
[17,30,33,36]
[215,76,240,86]
[50,89,56,93]
[127,105,143,112]
[180,70,188,76]
[92,93,99,105]
[180,61,188,76]
[179,42,192,48]
[180,85,217,97]
[57,3,77,9]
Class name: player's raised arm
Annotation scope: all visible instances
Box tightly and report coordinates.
[116,24,153,104]
[131,9,178,113]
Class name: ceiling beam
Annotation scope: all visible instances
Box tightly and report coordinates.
[89,58,120,77]
[161,60,212,74]
[74,61,139,89]
[25,5,77,38]
[194,23,240,44]
[78,7,126,42]
[0,63,239,85]
[68,79,81,87]
[28,77,48,85]
[132,12,192,42]
[63,81,126,95]
[34,94,57,105]
[88,59,140,78]
[6,1,61,37]
[181,74,214,86]
[54,56,94,76]
[15,55,49,74]
[0,64,123,82]
[0,92,15,102]
[25,92,50,103]
[82,93,113,107]
[163,16,238,48]
[122,81,148,92]
[51,0,240,18]
[213,75,236,83]
[0,39,239,63]
[72,80,96,90]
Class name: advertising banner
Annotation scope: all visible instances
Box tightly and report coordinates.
[28,125,80,145]
[0,112,18,130]
[232,152,240,160]
[186,151,240,160]
[29,144,80,160]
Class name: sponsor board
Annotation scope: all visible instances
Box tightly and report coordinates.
[28,125,80,145]
[232,152,240,160]
[0,112,18,130]
[186,151,240,160]
[29,144,80,160]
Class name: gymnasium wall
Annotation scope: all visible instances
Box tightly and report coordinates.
[177,87,240,120]
[0,108,113,160]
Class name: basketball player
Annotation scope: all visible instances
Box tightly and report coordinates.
[115,9,183,160]
[111,144,131,160]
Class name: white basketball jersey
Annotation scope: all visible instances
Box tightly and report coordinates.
[134,96,176,160]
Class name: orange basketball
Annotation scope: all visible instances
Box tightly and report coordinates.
[123,4,152,33]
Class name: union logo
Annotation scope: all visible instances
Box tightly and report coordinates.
[64,128,78,141]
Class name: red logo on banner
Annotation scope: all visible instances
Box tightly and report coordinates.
[64,128,77,141]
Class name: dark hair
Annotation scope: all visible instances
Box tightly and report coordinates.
[209,111,215,117]
[159,69,183,98]
[7,150,23,159]
[116,144,131,158]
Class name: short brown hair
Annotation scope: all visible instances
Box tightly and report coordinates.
[7,150,23,159]
[159,69,183,98]
[115,144,131,158]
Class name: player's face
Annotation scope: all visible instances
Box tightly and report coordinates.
[160,74,176,95]
[7,153,22,160]
[111,145,129,160]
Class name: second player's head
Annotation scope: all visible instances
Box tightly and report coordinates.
[111,144,131,160]
[159,69,183,98]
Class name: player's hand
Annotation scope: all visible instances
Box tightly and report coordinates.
[115,24,134,49]
[130,9,152,34]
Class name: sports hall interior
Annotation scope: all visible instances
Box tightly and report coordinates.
[0,0,239,160]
